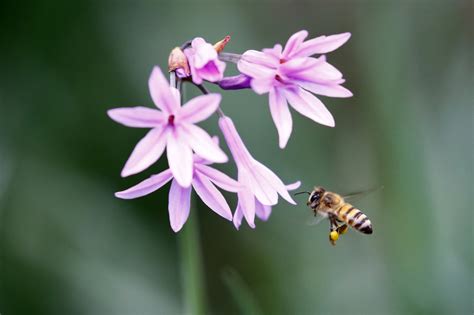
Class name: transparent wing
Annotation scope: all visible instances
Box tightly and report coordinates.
[306,211,327,226]
[343,185,384,202]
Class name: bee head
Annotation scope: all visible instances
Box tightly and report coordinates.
[307,186,325,208]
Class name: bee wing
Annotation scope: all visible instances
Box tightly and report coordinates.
[306,211,327,226]
[343,185,384,202]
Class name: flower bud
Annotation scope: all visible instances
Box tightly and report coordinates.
[214,35,231,53]
[168,47,190,77]
[218,74,251,90]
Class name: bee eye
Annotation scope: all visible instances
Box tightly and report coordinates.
[310,193,320,202]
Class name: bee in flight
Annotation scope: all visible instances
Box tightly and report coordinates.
[296,186,374,246]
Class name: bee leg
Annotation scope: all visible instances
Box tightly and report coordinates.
[328,215,339,246]
[329,215,338,231]
[337,223,349,235]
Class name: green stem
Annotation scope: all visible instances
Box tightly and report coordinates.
[176,76,206,315]
[178,209,206,315]
[218,52,242,64]
[194,83,225,117]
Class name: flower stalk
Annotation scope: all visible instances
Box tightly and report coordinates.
[178,207,207,315]
[178,77,206,315]
[218,52,242,63]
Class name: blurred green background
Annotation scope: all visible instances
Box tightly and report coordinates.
[0,1,472,314]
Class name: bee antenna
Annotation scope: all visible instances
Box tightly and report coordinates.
[294,191,310,196]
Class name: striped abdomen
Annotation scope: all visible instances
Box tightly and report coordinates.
[336,203,373,234]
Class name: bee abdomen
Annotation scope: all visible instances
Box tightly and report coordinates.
[337,204,373,234]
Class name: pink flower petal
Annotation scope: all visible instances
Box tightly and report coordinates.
[167,130,193,187]
[191,37,206,47]
[198,60,226,83]
[218,117,253,166]
[179,93,221,123]
[238,60,275,79]
[180,123,227,163]
[168,179,192,232]
[286,181,302,191]
[255,199,272,221]
[192,173,233,221]
[284,87,335,127]
[121,127,168,177]
[192,153,212,166]
[185,49,203,85]
[250,76,275,95]
[269,88,292,148]
[115,169,173,199]
[237,187,255,228]
[233,204,244,230]
[192,135,220,165]
[313,60,343,80]
[251,160,296,205]
[238,51,278,78]
[279,57,321,76]
[295,32,351,57]
[275,184,297,204]
[240,165,279,206]
[297,81,353,98]
[107,107,164,128]
[262,44,283,59]
[290,59,343,82]
[192,38,218,68]
[148,66,179,114]
[241,50,279,68]
[282,30,308,59]
[194,164,241,192]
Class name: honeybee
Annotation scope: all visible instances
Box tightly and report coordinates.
[297,187,375,246]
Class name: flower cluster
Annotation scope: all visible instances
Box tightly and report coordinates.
[108,30,352,232]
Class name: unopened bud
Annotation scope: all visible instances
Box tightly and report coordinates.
[214,35,231,53]
[218,74,251,90]
[168,47,190,76]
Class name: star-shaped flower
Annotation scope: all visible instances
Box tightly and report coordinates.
[108,66,227,187]
[219,116,300,228]
[115,138,240,232]
[233,181,301,229]
[238,30,352,148]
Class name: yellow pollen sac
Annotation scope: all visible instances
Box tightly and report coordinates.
[330,231,339,241]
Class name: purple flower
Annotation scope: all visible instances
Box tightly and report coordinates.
[218,116,300,228]
[237,30,352,148]
[108,66,227,187]
[115,139,240,232]
[233,181,301,229]
[184,37,226,84]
